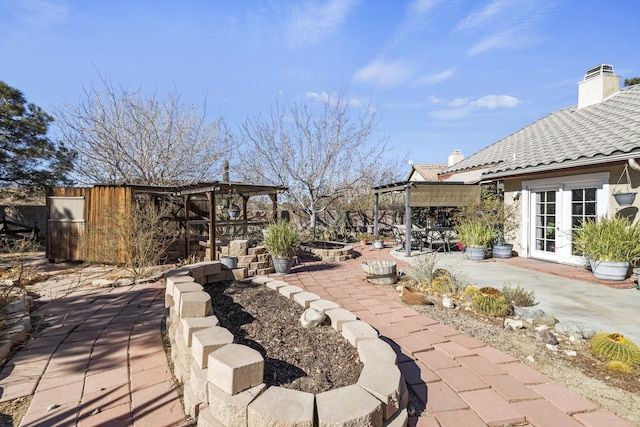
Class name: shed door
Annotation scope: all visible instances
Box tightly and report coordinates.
[47,197,86,261]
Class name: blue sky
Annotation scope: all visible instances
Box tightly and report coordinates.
[1,0,639,169]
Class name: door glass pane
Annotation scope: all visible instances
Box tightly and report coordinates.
[571,188,598,254]
[535,190,556,253]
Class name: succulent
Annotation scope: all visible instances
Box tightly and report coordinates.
[432,268,449,278]
[430,276,454,294]
[590,333,640,366]
[502,284,536,307]
[605,360,634,377]
[472,286,510,317]
[463,285,479,299]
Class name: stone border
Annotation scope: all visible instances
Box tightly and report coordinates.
[298,241,354,262]
[164,263,408,427]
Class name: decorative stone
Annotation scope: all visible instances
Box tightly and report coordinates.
[520,308,545,320]
[539,329,559,345]
[504,318,524,330]
[564,350,578,357]
[208,343,264,395]
[247,386,314,427]
[554,321,596,339]
[442,296,455,309]
[533,314,559,327]
[300,308,326,328]
[546,344,559,352]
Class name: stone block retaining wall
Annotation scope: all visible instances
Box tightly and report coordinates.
[164,262,409,427]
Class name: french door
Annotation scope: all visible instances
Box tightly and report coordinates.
[524,173,609,264]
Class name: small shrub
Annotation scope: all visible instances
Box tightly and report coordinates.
[433,268,448,278]
[502,284,536,307]
[590,333,640,366]
[472,287,511,317]
[410,253,437,284]
[430,276,454,294]
[606,360,634,377]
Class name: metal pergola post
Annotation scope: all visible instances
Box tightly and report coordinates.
[405,183,412,257]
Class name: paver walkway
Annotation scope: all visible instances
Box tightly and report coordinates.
[0,268,189,426]
[1,248,637,426]
[283,245,637,427]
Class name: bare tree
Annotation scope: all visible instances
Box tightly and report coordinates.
[239,90,399,233]
[55,80,230,185]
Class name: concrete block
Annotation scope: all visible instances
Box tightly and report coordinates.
[174,282,204,311]
[228,240,249,257]
[293,291,321,308]
[182,317,220,347]
[196,405,225,427]
[357,362,402,420]
[247,386,314,427]
[165,274,196,296]
[190,362,210,403]
[207,382,266,427]
[250,261,271,270]
[265,280,288,290]
[173,350,191,384]
[183,383,203,419]
[188,263,206,280]
[248,245,267,255]
[179,291,213,319]
[325,308,357,331]
[208,343,264,395]
[384,408,408,427]
[251,276,274,285]
[236,255,255,266]
[256,267,274,275]
[310,299,340,313]
[207,272,230,284]
[232,267,248,280]
[279,285,303,299]
[203,261,222,275]
[342,320,379,347]
[357,338,397,365]
[316,384,383,427]
[165,292,174,308]
[191,326,234,369]
[164,267,191,280]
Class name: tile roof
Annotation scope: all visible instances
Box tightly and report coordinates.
[408,163,447,181]
[441,84,640,179]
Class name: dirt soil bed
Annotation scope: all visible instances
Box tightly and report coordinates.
[205,280,363,394]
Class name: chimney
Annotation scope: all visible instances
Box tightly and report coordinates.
[448,149,464,166]
[577,64,620,110]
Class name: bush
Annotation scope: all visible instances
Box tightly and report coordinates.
[502,284,535,307]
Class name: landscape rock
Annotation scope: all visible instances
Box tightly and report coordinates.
[538,329,559,345]
[554,321,596,339]
[564,350,578,357]
[520,308,545,320]
[546,344,559,352]
[533,314,559,327]
[512,306,530,317]
[114,277,135,287]
[504,318,524,330]
[91,279,115,288]
[300,308,326,328]
[401,287,432,305]
[442,296,455,309]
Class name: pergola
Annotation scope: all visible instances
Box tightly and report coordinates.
[372,180,481,257]
[173,181,288,260]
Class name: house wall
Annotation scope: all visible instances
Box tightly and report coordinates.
[503,161,640,258]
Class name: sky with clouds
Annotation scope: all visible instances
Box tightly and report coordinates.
[1,0,639,169]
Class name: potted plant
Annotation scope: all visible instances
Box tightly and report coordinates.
[373,235,384,249]
[491,200,518,259]
[454,219,494,260]
[357,232,371,245]
[228,203,240,219]
[572,215,640,281]
[264,220,300,274]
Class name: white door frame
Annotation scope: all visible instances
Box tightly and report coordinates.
[521,172,610,264]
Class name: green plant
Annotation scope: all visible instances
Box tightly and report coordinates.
[357,232,371,241]
[590,332,640,366]
[410,253,437,284]
[472,286,510,316]
[502,284,536,307]
[605,361,634,377]
[264,220,300,257]
[463,285,479,299]
[573,215,640,262]
[430,276,454,294]
[455,219,495,248]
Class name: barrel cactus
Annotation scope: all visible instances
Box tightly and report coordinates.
[605,361,634,377]
[472,286,510,316]
[590,333,640,366]
[463,285,479,299]
[430,276,454,294]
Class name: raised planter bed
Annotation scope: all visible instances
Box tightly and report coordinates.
[298,241,354,262]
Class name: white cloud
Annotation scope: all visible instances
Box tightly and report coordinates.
[305,91,365,108]
[448,97,471,107]
[455,0,515,33]
[286,0,360,46]
[416,69,454,85]
[470,95,520,109]
[428,95,443,104]
[353,59,414,87]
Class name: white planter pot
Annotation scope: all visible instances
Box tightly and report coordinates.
[373,240,384,249]
[591,260,630,281]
